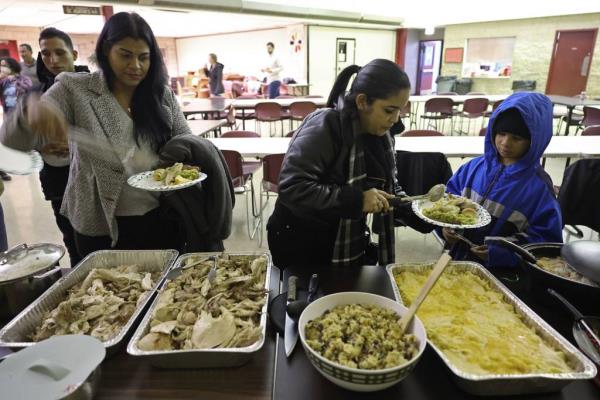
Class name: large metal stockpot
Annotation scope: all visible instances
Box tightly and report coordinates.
[521,242,600,313]
[0,243,65,319]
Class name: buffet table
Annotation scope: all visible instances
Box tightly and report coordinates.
[0,263,597,399]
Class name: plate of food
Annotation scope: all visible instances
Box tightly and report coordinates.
[127,162,207,192]
[412,193,491,229]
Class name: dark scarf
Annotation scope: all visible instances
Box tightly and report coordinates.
[331,118,396,267]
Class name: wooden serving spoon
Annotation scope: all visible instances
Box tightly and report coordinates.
[398,252,452,335]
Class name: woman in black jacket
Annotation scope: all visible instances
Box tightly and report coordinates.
[267,58,421,269]
[203,53,224,96]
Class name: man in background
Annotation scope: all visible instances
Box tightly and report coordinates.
[261,42,283,99]
[18,43,40,91]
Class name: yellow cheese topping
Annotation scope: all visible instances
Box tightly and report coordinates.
[394,266,573,375]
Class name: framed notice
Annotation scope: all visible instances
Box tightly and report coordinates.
[445,48,463,63]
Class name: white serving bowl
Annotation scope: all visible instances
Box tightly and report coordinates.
[298,292,427,392]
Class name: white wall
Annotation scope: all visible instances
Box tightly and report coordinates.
[175,24,307,82]
[307,26,396,97]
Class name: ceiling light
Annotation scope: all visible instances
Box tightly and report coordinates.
[425,26,435,35]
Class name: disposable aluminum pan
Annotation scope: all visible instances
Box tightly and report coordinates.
[386,261,597,396]
[0,250,179,356]
[127,251,272,368]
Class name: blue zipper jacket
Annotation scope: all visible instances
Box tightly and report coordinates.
[445,92,563,267]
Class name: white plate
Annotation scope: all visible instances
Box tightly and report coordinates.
[412,196,491,229]
[0,146,43,175]
[127,170,207,192]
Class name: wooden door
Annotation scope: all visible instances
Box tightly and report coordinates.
[335,38,355,78]
[546,29,597,96]
[417,40,442,95]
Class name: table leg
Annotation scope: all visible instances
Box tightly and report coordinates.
[564,106,574,136]
[242,109,246,130]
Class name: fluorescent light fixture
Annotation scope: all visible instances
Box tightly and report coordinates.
[425,26,435,35]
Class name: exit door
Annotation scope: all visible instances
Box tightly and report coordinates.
[416,40,442,95]
[546,29,597,96]
[336,38,356,78]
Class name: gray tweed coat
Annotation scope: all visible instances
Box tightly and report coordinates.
[3,71,191,243]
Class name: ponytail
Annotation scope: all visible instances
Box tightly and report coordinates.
[326,59,411,112]
[326,65,361,108]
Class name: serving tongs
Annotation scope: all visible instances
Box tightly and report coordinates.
[548,289,600,364]
[388,184,446,207]
[165,255,217,281]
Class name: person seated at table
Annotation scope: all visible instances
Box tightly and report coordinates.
[442,92,563,268]
[267,58,432,269]
[0,12,191,259]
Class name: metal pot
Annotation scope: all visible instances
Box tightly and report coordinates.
[522,242,600,313]
[0,335,105,400]
[0,243,65,319]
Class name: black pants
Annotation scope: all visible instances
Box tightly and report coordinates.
[49,199,81,267]
[74,207,180,259]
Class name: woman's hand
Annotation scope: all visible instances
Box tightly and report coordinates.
[470,245,489,262]
[362,189,393,214]
[442,228,460,246]
[26,94,68,153]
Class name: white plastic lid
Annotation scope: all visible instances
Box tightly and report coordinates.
[0,335,105,399]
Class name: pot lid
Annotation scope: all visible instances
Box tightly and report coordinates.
[0,243,65,283]
[0,335,105,400]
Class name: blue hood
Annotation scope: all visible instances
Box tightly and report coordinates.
[484,92,553,176]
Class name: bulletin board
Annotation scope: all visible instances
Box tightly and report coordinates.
[444,48,464,63]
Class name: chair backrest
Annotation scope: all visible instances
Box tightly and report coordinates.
[583,106,600,128]
[220,130,260,138]
[231,81,244,98]
[463,98,489,114]
[479,127,487,136]
[424,98,454,114]
[289,101,317,119]
[400,129,444,137]
[492,99,504,111]
[581,125,600,136]
[220,150,244,183]
[255,102,283,120]
[286,130,296,137]
[262,153,285,192]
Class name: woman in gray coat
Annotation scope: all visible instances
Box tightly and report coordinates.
[13,13,191,258]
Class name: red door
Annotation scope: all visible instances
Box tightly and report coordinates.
[416,40,442,95]
[0,40,19,60]
[546,29,597,96]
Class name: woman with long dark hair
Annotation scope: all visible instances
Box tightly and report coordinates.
[267,59,421,269]
[2,12,191,258]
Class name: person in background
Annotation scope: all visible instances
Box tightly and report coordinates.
[36,28,89,92]
[19,44,40,91]
[0,57,31,113]
[0,57,31,182]
[261,42,283,99]
[203,53,224,96]
[441,92,562,268]
[2,12,190,259]
[267,59,430,269]
[1,28,88,266]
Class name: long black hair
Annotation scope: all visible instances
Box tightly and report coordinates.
[95,12,170,151]
[326,59,411,113]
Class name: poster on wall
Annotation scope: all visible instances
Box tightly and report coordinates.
[444,48,463,63]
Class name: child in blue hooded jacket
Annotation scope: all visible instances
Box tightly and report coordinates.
[442,92,563,268]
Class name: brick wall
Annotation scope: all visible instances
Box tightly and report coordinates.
[442,13,600,97]
[0,25,178,77]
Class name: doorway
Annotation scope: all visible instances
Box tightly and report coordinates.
[546,29,597,96]
[0,40,19,60]
[335,38,355,78]
[416,40,442,95]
